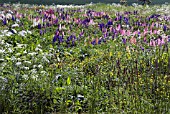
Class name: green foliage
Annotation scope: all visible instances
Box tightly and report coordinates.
[138,0,152,5]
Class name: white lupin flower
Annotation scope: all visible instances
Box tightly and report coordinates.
[8,10,14,14]
[15,53,21,56]
[24,61,31,64]
[23,67,29,70]
[0,49,5,53]
[1,30,8,34]
[0,35,4,37]
[38,64,43,69]
[32,75,38,80]
[5,43,12,47]
[132,3,138,7]
[0,59,4,62]
[31,69,37,74]
[6,13,12,19]
[6,32,13,36]
[40,71,47,74]
[1,63,7,67]
[0,17,3,21]
[23,50,27,54]
[12,23,19,28]
[11,56,16,61]
[35,47,42,52]
[16,19,20,22]
[18,30,27,37]
[12,29,17,34]
[48,53,53,57]
[28,52,37,56]
[33,65,37,68]
[0,76,8,83]
[16,62,22,66]
[42,56,50,63]
[16,43,24,48]
[77,94,84,99]
[0,14,5,20]
[27,30,32,34]
[8,48,13,53]
[22,74,28,80]
[52,74,62,83]
[32,18,40,27]
[17,58,21,61]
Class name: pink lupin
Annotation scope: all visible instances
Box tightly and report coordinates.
[143,30,147,36]
[120,29,125,36]
[110,26,113,32]
[157,38,161,46]
[116,24,121,31]
[152,40,156,47]
[150,30,153,35]
[144,37,147,42]
[127,30,131,36]
[161,38,165,44]
[151,22,154,29]
[149,40,153,46]
[130,37,136,44]
[153,30,157,34]
[133,31,137,35]
[144,27,148,32]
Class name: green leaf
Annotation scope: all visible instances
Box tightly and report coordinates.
[55,87,65,92]
[67,76,71,85]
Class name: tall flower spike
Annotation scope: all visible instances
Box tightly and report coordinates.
[3,19,6,25]
[53,35,58,43]
[91,39,96,45]
[40,30,43,36]
[12,16,15,21]
[163,25,167,32]
[107,19,113,26]
[168,36,170,42]
[140,46,144,51]
[122,38,126,44]
[38,24,41,29]
[99,23,105,31]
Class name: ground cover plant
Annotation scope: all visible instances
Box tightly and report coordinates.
[0,3,170,113]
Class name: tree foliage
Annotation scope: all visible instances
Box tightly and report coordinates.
[120,0,152,5]
[137,0,152,5]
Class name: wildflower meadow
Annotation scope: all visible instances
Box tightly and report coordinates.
[0,2,170,113]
